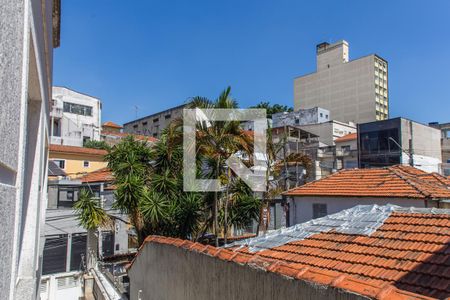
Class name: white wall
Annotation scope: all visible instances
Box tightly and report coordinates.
[52,86,101,146]
[288,196,426,225]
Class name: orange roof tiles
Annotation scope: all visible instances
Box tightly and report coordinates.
[130,208,450,299]
[335,132,357,143]
[49,144,108,156]
[80,168,114,183]
[101,131,158,142]
[102,121,123,129]
[284,165,450,200]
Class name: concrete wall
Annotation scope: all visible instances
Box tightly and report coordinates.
[0,0,55,298]
[123,104,186,138]
[294,41,388,124]
[400,119,442,173]
[288,196,426,225]
[128,242,370,300]
[299,121,356,146]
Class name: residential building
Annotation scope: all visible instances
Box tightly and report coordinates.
[358,117,442,172]
[101,128,158,147]
[334,133,358,169]
[102,121,123,133]
[49,144,108,179]
[283,165,450,224]
[123,103,186,138]
[294,40,389,124]
[51,86,102,147]
[128,204,450,299]
[272,107,330,128]
[42,168,131,300]
[0,0,60,299]
[429,122,450,175]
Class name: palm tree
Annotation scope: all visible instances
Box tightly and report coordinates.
[189,87,253,246]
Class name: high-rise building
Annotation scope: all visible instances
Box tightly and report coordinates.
[294,40,389,124]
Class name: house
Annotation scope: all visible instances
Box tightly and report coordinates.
[335,132,358,169]
[102,121,123,133]
[49,144,108,179]
[0,0,60,298]
[50,86,102,147]
[283,165,450,224]
[127,204,450,300]
[101,130,158,147]
[358,117,442,172]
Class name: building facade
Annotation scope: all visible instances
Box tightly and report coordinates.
[358,117,442,172]
[123,103,186,138]
[294,40,389,124]
[429,122,450,176]
[0,0,60,299]
[51,86,102,147]
[272,107,330,128]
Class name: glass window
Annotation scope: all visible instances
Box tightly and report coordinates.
[63,102,93,116]
[165,114,171,119]
[142,121,148,126]
[153,118,159,123]
[446,130,450,139]
[312,204,327,219]
[83,161,89,168]
[52,159,65,169]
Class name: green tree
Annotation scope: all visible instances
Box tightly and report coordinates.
[83,140,111,151]
[74,189,109,230]
[250,101,293,118]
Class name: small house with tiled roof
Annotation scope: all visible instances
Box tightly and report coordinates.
[127,204,450,299]
[283,165,450,224]
[102,121,123,133]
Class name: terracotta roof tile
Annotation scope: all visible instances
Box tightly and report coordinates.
[102,121,123,129]
[49,144,108,156]
[283,165,450,200]
[335,132,357,143]
[80,168,114,183]
[129,207,449,299]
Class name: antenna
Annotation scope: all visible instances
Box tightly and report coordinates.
[133,105,140,119]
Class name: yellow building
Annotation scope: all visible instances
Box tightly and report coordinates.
[49,144,108,179]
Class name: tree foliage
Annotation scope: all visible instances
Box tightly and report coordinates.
[74,189,109,230]
[83,140,111,151]
[250,101,293,118]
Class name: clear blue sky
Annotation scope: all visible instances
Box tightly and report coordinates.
[54,0,450,125]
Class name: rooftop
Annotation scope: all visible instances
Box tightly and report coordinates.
[80,167,114,183]
[49,144,108,156]
[102,121,123,129]
[131,204,450,299]
[335,132,357,143]
[283,165,450,199]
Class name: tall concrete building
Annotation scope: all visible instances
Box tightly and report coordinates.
[50,86,102,147]
[294,40,389,124]
[0,0,60,299]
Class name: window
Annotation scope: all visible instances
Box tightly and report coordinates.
[63,102,93,116]
[325,115,328,119]
[320,113,323,117]
[164,114,171,119]
[153,118,159,123]
[115,244,120,251]
[133,124,138,129]
[312,203,327,219]
[142,121,148,126]
[83,161,90,168]
[446,130,450,139]
[52,159,65,169]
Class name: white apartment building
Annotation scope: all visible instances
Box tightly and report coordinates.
[51,86,102,147]
[294,40,389,124]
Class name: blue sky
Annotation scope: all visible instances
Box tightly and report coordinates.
[54,0,450,125]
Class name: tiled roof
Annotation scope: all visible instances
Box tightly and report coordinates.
[80,167,114,183]
[49,144,108,156]
[284,165,450,199]
[130,205,450,299]
[101,131,158,142]
[335,132,357,143]
[102,121,123,129]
